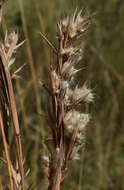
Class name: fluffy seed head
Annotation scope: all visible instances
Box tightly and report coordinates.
[5,32,18,50]
[51,70,60,93]
[73,84,94,103]
[59,10,91,39]
[61,80,69,90]
[64,111,90,134]
[78,113,90,131]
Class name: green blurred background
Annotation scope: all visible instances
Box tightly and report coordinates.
[1,0,124,189]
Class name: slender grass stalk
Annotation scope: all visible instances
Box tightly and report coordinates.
[18,0,45,145]
[0,178,3,190]
[0,111,14,190]
[18,0,45,183]
[78,146,85,190]
[33,0,50,66]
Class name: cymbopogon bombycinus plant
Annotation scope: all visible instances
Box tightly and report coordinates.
[41,9,94,190]
[0,2,26,189]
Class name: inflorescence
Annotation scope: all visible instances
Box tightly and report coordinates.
[41,9,94,189]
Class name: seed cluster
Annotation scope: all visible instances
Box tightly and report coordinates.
[41,10,94,189]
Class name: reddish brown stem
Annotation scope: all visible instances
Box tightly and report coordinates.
[48,167,62,190]
[0,111,14,190]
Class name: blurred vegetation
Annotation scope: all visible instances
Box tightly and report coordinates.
[0,0,124,189]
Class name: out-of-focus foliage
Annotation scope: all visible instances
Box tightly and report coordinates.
[0,0,124,189]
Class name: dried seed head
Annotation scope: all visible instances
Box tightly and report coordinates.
[73,84,94,103]
[64,111,90,135]
[61,60,73,75]
[51,70,60,93]
[64,110,80,126]
[61,80,69,90]
[59,10,91,39]
[61,47,76,56]
[62,62,79,81]
[65,88,73,105]
[5,32,18,51]
[78,113,90,131]
[69,66,80,77]
[8,58,15,68]
[69,21,77,38]
[62,17,69,28]
[43,10,94,183]
[60,16,70,33]
[66,124,74,133]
